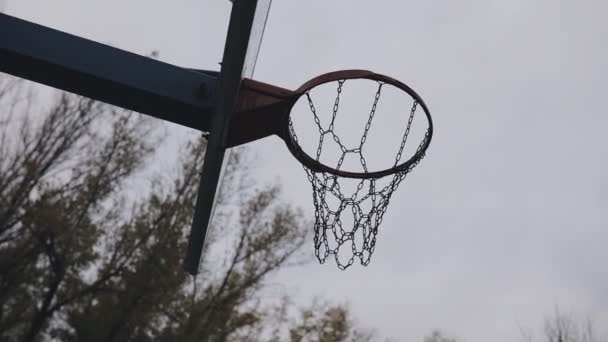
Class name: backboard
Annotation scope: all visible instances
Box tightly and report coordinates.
[182,0,272,275]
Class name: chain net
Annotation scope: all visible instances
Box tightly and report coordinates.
[289,79,431,269]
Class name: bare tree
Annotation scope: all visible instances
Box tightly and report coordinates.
[520,309,606,342]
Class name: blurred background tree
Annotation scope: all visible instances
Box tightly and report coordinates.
[5,74,600,342]
[0,75,378,342]
[520,309,606,342]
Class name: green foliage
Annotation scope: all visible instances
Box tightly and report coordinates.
[289,302,351,342]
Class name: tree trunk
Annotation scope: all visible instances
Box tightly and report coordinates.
[21,276,61,342]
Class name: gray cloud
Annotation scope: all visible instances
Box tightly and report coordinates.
[7,0,608,340]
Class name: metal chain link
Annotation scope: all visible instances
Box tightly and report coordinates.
[289,79,428,270]
[359,82,384,149]
[395,100,418,165]
[328,80,344,132]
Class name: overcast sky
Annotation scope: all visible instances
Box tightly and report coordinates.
[5,1,608,341]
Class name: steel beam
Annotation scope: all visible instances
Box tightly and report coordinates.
[0,13,218,131]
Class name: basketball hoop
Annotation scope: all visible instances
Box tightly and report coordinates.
[228,70,433,269]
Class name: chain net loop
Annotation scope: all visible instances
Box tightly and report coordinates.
[289,79,430,269]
